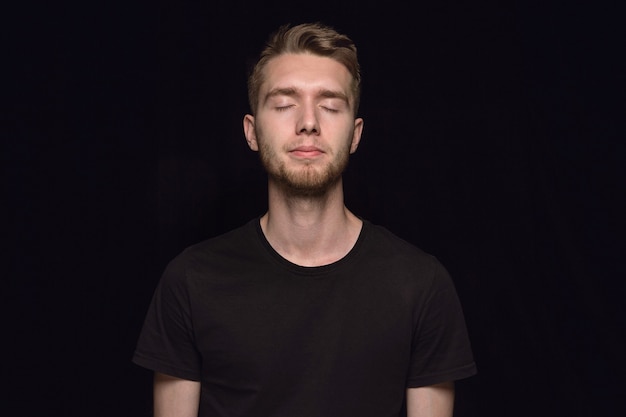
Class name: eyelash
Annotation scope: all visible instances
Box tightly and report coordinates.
[275,105,339,113]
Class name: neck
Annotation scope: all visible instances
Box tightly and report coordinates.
[260,178,362,267]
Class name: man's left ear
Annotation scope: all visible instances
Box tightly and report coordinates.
[350,118,364,154]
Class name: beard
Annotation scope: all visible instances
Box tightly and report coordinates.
[257,135,351,198]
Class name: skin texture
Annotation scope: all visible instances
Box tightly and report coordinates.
[243,52,365,267]
[244,53,362,199]
[406,382,455,417]
[153,373,200,417]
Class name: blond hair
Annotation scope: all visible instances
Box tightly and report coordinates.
[247,22,361,116]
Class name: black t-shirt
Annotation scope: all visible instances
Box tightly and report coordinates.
[133,218,477,416]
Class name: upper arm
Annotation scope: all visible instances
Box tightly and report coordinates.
[153,372,201,417]
[406,381,455,417]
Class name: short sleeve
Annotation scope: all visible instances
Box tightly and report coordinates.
[132,255,202,381]
[406,259,477,387]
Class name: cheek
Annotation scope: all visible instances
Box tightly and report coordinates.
[257,115,293,137]
[256,129,282,159]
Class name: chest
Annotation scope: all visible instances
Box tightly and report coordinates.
[188,270,416,384]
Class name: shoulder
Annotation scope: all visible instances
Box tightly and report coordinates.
[179,219,258,261]
[361,221,440,267]
[358,220,452,290]
[161,219,261,283]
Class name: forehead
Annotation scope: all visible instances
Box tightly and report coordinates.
[260,53,353,96]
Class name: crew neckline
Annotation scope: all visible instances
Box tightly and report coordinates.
[253,217,368,276]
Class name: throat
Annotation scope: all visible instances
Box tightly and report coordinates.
[260,209,363,267]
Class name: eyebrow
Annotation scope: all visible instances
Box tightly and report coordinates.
[264,87,350,107]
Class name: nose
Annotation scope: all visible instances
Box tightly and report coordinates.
[296,103,319,135]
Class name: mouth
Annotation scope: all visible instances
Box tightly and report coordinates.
[289,146,325,158]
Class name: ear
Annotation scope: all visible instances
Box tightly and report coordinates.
[349,117,364,154]
[243,114,259,151]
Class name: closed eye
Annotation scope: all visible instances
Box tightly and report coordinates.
[275,105,295,112]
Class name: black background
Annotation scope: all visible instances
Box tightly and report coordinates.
[6,1,625,416]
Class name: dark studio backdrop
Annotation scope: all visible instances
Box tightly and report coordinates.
[6,0,625,416]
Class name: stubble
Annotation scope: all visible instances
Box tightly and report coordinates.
[257,134,351,198]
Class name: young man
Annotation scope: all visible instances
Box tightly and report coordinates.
[133,22,477,417]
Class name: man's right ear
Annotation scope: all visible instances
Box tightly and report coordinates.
[243,114,259,151]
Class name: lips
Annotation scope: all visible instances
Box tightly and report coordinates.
[289,145,324,158]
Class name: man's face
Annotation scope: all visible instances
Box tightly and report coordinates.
[243,53,363,197]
